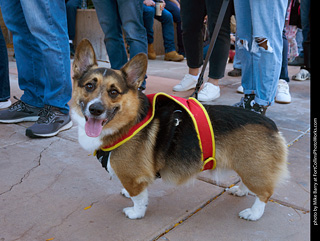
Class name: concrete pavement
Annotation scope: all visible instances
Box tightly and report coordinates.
[0,57,310,241]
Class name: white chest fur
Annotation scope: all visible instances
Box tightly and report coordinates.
[71,110,116,152]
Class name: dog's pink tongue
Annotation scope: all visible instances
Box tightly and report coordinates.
[85,118,104,137]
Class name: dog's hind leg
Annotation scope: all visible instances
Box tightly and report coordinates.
[123,188,148,219]
[227,181,268,221]
[226,180,268,221]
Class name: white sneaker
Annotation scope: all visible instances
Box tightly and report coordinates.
[292,69,310,81]
[197,83,220,102]
[237,85,244,94]
[173,74,198,92]
[0,99,12,109]
[275,79,291,104]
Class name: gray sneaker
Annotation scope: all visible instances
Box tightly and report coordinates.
[26,105,73,138]
[0,97,41,123]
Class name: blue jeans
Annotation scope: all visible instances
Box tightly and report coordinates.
[143,5,176,53]
[0,28,10,101]
[92,0,147,70]
[233,34,242,70]
[300,0,310,44]
[234,0,287,106]
[66,0,82,41]
[164,0,183,53]
[280,28,289,82]
[0,0,72,113]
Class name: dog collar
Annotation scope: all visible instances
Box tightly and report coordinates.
[97,92,216,171]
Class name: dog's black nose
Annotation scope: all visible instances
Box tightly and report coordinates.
[89,102,104,116]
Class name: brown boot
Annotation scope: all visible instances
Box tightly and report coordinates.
[164,51,184,62]
[148,44,156,60]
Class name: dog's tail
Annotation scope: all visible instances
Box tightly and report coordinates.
[274,132,290,186]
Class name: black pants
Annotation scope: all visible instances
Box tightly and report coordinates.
[180,0,232,79]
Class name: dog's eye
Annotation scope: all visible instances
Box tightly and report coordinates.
[108,89,119,98]
[85,83,95,92]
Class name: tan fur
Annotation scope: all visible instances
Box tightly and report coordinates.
[110,121,159,197]
[215,124,288,203]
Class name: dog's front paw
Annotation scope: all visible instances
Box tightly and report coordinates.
[123,207,146,219]
[123,189,148,219]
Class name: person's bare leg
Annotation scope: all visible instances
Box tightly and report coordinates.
[189,67,199,76]
[208,78,219,86]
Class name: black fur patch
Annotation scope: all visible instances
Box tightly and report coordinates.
[204,105,278,136]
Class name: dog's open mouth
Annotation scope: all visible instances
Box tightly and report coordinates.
[84,107,118,137]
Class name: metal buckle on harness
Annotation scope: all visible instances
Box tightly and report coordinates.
[173,110,182,126]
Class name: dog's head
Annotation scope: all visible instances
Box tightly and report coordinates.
[72,39,148,138]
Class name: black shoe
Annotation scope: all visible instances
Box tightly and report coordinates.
[288,56,304,66]
[233,94,267,115]
[26,105,73,138]
[0,97,41,123]
[233,94,255,109]
[250,103,267,115]
[228,68,242,77]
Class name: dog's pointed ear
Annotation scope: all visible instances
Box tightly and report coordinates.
[121,53,148,89]
[73,39,97,79]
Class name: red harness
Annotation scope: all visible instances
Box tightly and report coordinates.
[100,93,216,171]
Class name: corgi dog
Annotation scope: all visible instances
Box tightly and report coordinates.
[71,39,289,221]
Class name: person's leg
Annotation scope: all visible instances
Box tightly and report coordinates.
[228,33,242,77]
[280,28,289,82]
[164,0,184,54]
[0,0,46,109]
[118,0,147,59]
[143,5,157,60]
[250,0,287,106]
[20,0,72,113]
[66,0,82,41]
[154,9,175,53]
[300,0,310,73]
[205,0,232,81]
[118,0,148,89]
[300,0,310,44]
[172,0,205,92]
[0,28,10,102]
[234,0,255,95]
[276,27,291,104]
[302,31,310,72]
[92,0,128,69]
[286,25,299,61]
[180,0,206,70]
[296,28,303,55]
[233,35,242,70]
[143,5,156,45]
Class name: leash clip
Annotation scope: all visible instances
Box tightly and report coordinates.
[173,110,182,126]
[174,118,181,126]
